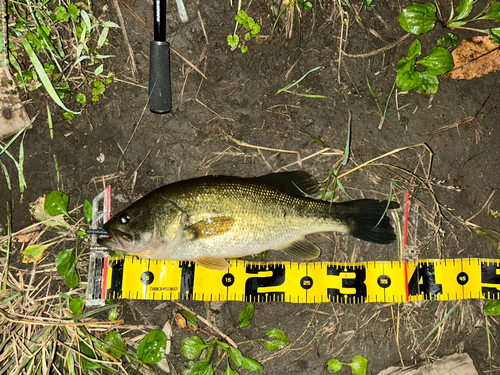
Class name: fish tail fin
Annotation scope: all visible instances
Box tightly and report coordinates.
[337,199,399,244]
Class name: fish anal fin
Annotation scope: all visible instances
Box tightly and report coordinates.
[186,217,235,240]
[279,238,321,260]
[196,257,231,270]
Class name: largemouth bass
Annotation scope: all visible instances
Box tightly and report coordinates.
[98,171,399,270]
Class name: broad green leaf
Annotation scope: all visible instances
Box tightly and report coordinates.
[454,0,473,21]
[84,200,93,223]
[102,331,127,359]
[327,359,343,372]
[417,47,454,75]
[22,244,50,263]
[56,248,79,288]
[490,28,500,44]
[350,355,368,375]
[181,336,209,359]
[181,310,198,327]
[262,329,290,351]
[223,365,239,375]
[251,23,261,35]
[407,39,422,61]
[21,39,79,114]
[63,112,74,121]
[227,34,239,48]
[94,64,104,76]
[240,45,248,53]
[239,303,254,328]
[416,72,439,95]
[364,0,373,6]
[245,33,251,41]
[482,3,500,22]
[229,346,243,367]
[137,329,167,364]
[191,361,214,375]
[484,300,500,316]
[69,297,85,316]
[399,3,437,35]
[235,10,248,24]
[55,6,69,22]
[79,342,109,370]
[396,66,422,91]
[44,191,69,217]
[241,357,263,371]
[217,341,230,351]
[68,3,80,19]
[447,21,467,28]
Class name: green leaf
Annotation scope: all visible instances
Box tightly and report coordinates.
[137,329,167,364]
[251,23,261,35]
[181,310,198,328]
[108,306,119,321]
[490,28,500,44]
[407,39,422,61]
[44,191,70,217]
[68,3,80,19]
[227,34,240,48]
[181,336,209,359]
[55,248,79,288]
[350,355,368,375]
[102,331,127,359]
[235,10,248,25]
[182,361,196,375]
[63,112,74,121]
[229,347,243,367]
[69,297,85,315]
[55,6,69,22]
[416,72,439,95]
[399,3,437,35]
[239,303,254,328]
[223,365,239,375]
[364,0,373,6]
[262,329,290,351]
[22,244,50,263]
[245,33,251,41]
[396,66,422,91]
[483,3,500,22]
[217,341,230,351]
[484,300,500,316]
[92,80,106,96]
[84,200,93,223]
[327,359,343,372]
[191,361,214,375]
[447,21,467,28]
[240,45,248,53]
[454,0,473,21]
[241,357,263,371]
[417,47,454,75]
[94,64,104,76]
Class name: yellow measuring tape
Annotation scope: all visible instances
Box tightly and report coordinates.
[85,253,500,305]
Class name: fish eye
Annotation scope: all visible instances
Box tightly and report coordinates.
[119,213,130,224]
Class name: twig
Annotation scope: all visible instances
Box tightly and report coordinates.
[466,190,496,223]
[426,116,474,136]
[172,301,238,348]
[341,33,412,58]
[111,0,138,79]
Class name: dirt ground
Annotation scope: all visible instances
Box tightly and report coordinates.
[1,0,500,374]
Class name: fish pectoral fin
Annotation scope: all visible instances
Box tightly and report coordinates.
[196,257,231,270]
[279,238,321,260]
[185,217,235,240]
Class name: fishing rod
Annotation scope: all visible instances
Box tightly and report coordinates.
[148,0,172,114]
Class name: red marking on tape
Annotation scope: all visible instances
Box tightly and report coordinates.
[403,190,410,249]
[101,258,109,299]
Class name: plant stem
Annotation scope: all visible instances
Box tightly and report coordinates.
[3,202,12,293]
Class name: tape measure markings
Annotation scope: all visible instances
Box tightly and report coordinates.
[85,254,500,304]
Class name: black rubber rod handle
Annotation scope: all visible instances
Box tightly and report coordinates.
[149,0,172,114]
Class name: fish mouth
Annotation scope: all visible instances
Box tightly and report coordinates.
[97,226,134,250]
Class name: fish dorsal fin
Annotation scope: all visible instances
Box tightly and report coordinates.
[257,171,319,197]
[185,217,235,240]
[279,238,321,260]
[196,257,231,270]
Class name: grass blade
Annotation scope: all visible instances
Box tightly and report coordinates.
[421,302,460,344]
[21,39,80,114]
[275,66,324,96]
